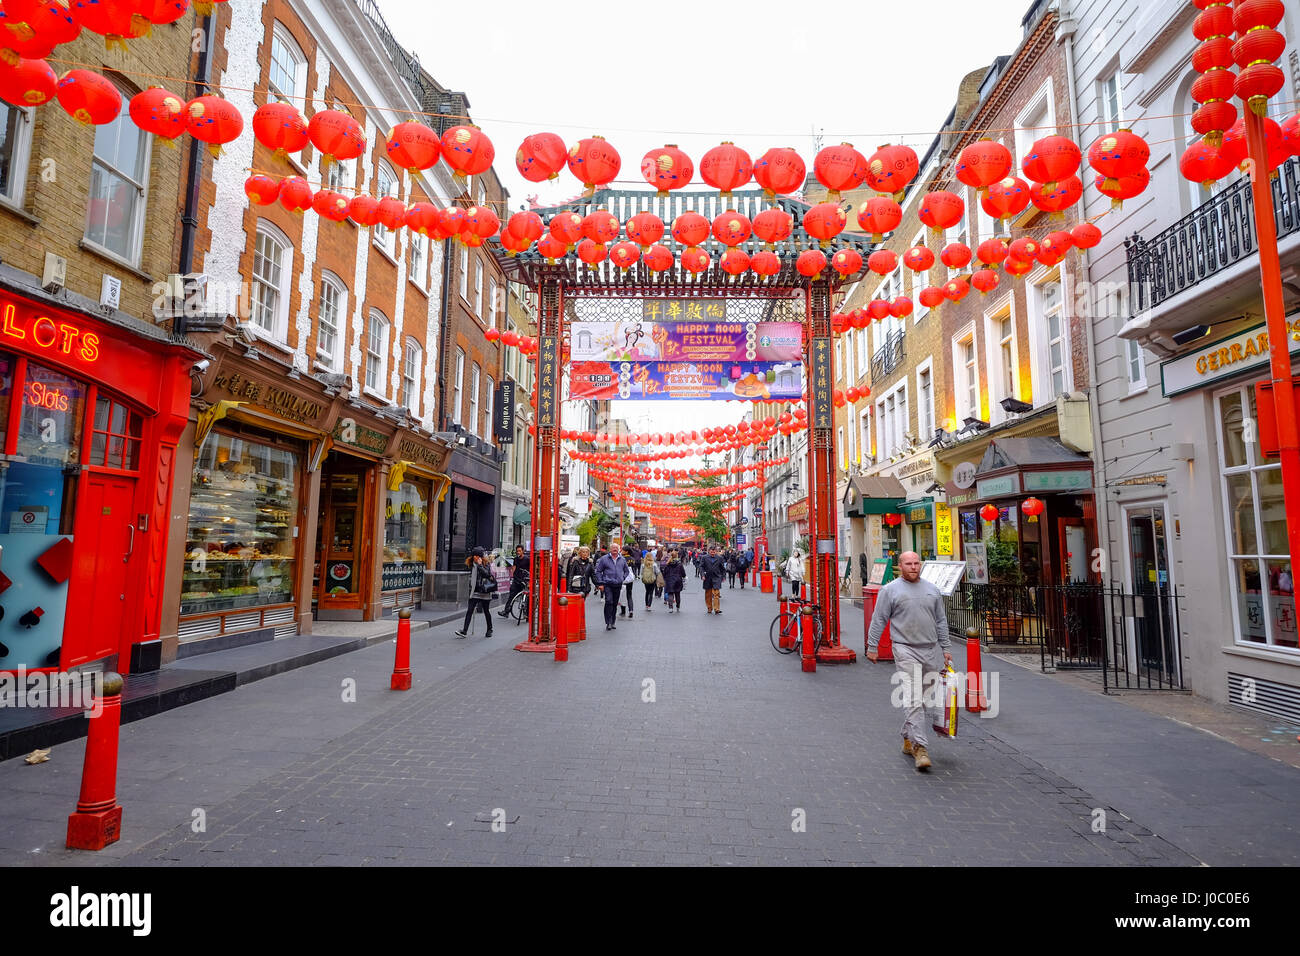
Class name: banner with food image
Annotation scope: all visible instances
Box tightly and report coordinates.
[569,321,803,363]
[568,360,804,401]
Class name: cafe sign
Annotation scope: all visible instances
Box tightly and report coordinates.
[976,474,1020,498]
[1160,318,1300,397]
[1023,469,1092,492]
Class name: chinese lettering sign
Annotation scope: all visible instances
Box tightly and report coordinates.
[538,335,558,427]
[213,372,325,424]
[810,336,832,429]
[569,361,804,401]
[642,299,726,322]
[570,320,802,363]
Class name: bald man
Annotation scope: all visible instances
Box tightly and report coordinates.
[867,551,953,772]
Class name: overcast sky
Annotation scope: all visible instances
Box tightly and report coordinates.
[380,0,1031,438]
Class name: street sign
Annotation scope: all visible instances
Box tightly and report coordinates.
[735,534,747,546]
[741,517,749,526]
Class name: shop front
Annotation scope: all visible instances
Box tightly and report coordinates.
[843,475,906,566]
[381,441,450,611]
[436,439,502,572]
[0,287,200,674]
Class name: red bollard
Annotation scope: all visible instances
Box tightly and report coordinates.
[760,569,773,593]
[66,671,124,851]
[965,625,987,712]
[777,595,797,650]
[777,573,783,600]
[390,608,413,690]
[800,606,817,673]
[555,596,569,662]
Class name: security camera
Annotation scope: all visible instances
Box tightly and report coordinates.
[193,359,211,373]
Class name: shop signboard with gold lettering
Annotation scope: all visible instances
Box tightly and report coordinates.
[811,336,832,429]
[935,502,953,557]
[538,335,557,428]
[1160,317,1300,397]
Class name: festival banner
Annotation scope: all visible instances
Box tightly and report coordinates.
[569,320,803,363]
[569,360,804,401]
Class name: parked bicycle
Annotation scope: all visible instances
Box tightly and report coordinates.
[769,598,823,655]
[507,589,530,625]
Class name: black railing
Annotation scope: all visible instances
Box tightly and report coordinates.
[943,581,1184,691]
[1126,156,1300,315]
[871,328,906,381]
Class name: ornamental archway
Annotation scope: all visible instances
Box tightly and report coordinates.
[493,187,872,668]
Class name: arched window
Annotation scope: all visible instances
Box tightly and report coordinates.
[268,22,307,103]
[365,308,390,393]
[250,221,292,342]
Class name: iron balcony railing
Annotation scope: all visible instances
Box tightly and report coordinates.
[870,328,906,381]
[1126,156,1300,315]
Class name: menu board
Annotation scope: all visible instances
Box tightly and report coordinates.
[921,560,967,596]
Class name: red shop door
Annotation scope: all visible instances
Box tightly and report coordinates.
[66,473,138,667]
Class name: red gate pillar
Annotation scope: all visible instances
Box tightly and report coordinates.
[806,278,855,664]
[517,272,563,654]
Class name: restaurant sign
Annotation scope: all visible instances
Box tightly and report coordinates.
[1160,317,1300,397]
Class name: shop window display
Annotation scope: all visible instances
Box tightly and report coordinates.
[382,480,428,591]
[182,432,298,617]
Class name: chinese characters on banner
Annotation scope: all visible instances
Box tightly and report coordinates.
[811,336,832,428]
[642,299,727,322]
[569,320,803,363]
[538,335,557,427]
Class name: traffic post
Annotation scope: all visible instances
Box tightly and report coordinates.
[965,625,987,712]
[66,672,124,851]
[800,604,817,673]
[390,608,413,691]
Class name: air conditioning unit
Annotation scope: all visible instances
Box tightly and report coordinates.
[42,252,66,294]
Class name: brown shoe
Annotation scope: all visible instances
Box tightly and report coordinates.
[913,744,932,772]
[902,737,913,757]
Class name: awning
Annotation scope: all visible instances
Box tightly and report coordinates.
[512,502,532,526]
[844,475,907,517]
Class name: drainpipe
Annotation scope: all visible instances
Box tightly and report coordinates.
[1058,4,1113,583]
[437,236,453,431]
[177,13,214,335]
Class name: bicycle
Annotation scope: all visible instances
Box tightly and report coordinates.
[769,598,823,655]
[506,589,530,625]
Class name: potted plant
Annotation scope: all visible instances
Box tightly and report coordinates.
[983,537,1025,640]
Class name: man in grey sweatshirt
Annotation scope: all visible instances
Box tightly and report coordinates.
[866,551,953,772]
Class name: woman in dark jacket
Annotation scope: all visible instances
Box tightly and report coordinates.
[565,546,595,598]
[661,551,686,612]
[455,547,495,638]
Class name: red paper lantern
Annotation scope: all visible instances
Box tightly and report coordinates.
[515,131,566,182]
[1020,136,1081,188]
[405,202,440,237]
[536,233,568,262]
[502,330,521,347]
[55,68,120,124]
[645,243,675,272]
[609,240,640,270]
[976,237,1009,267]
[1235,62,1285,117]
[1008,237,1040,261]
[1028,175,1083,217]
[979,504,999,522]
[943,278,970,302]
[865,143,919,200]
[1070,222,1102,249]
[802,202,847,247]
[981,176,1031,222]
[890,296,913,319]
[626,211,665,248]
[855,196,902,241]
[750,249,781,277]
[308,108,365,165]
[576,238,607,266]
[243,174,280,206]
[884,513,903,527]
[348,195,380,228]
[867,248,898,276]
[549,212,583,247]
[567,135,621,193]
[1088,130,1150,189]
[278,175,312,213]
[918,286,945,309]
[1193,36,1235,73]
[129,86,185,142]
[681,246,710,273]
[940,242,972,269]
[720,248,750,276]
[440,124,494,180]
[313,189,351,222]
[903,245,935,273]
[1192,64,1238,105]
[1093,166,1150,209]
[437,206,465,239]
[831,248,862,277]
[753,146,805,198]
[576,210,617,244]
[507,210,544,243]
[186,93,244,154]
[387,121,441,174]
[5,1,80,54]
[751,207,794,248]
[1179,139,1237,189]
[1284,114,1300,157]
[1220,117,1288,171]
[971,269,1000,295]
[848,308,868,329]
[1021,497,1045,518]
[461,205,499,246]
[1004,257,1033,277]
[69,0,143,49]
[919,190,965,231]
[252,100,308,156]
[712,210,752,246]
[666,211,707,247]
[956,139,1013,192]
[796,249,827,279]
[814,142,868,198]
[136,0,188,31]
[641,144,693,196]
[699,141,752,195]
[1193,3,1233,41]
[867,299,891,321]
[485,328,501,342]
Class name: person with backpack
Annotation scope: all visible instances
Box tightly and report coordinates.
[455,547,495,638]
[640,552,660,612]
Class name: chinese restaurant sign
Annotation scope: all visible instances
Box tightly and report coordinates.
[642,299,727,322]
[569,361,804,401]
[810,336,832,428]
[570,320,802,363]
[538,335,558,427]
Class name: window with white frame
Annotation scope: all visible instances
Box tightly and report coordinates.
[458,247,468,300]
[85,82,149,265]
[470,362,481,436]
[838,426,846,472]
[1030,276,1067,402]
[860,407,872,463]
[488,278,499,328]
[986,306,1016,421]
[945,210,968,278]
[843,329,855,385]
[1099,69,1123,128]
[409,231,428,289]
[267,23,307,103]
[0,102,33,207]
[877,382,908,460]
[917,360,934,439]
[486,375,495,440]
[316,272,345,369]
[475,263,484,319]
[910,229,930,321]
[365,309,389,393]
[1218,384,1296,650]
[1015,79,1056,173]
[373,161,398,256]
[953,326,979,421]
[453,348,465,422]
[325,154,352,193]
[402,339,421,414]
[249,223,291,340]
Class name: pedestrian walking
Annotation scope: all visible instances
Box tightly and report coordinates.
[621,559,636,617]
[661,550,685,612]
[498,544,529,618]
[640,552,660,611]
[454,547,495,639]
[566,546,595,599]
[784,548,805,599]
[738,549,750,590]
[595,544,629,631]
[866,551,953,773]
[700,543,726,614]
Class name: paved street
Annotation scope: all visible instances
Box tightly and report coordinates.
[1,579,1297,866]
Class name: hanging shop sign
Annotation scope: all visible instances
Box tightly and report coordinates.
[1023,469,1092,492]
[935,502,953,556]
[642,299,727,322]
[494,380,515,441]
[1160,317,1300,397]
[0,300,100,365]
[568,361,803,401]
[332,419,389,456]
[976,474,1020,498]
[210,370,325,426]
[396,437,445,469]
[810,336,832,428]
[538,335,558,427]
[787,497,809,522]
[569,320,803,363]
